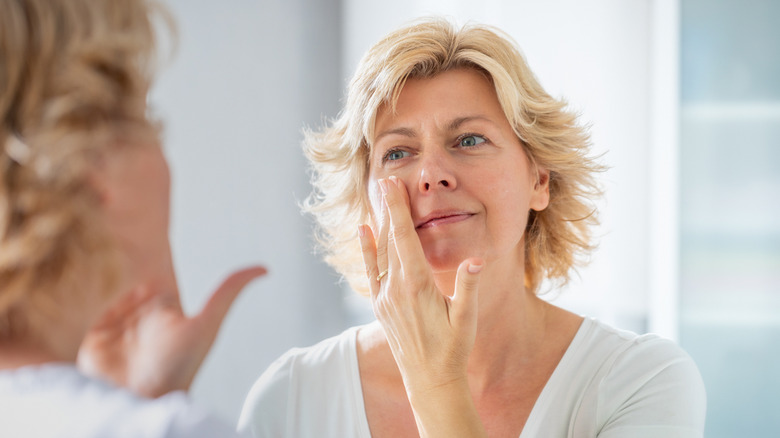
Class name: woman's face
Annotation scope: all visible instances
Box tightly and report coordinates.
[367,68,549,274]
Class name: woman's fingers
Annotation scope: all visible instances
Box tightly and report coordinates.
[383,177,428,279]
[364,176,419,299]
[451,258,483,338]
[358,224,381,299]
[195,265,268,334]
[374,180,391,273]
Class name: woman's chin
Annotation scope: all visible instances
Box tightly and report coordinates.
[425,254,466,275]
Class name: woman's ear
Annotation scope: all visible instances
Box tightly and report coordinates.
[530,166,550,212]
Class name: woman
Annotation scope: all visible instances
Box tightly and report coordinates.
[239,18,706,437]
[0,0,264,436]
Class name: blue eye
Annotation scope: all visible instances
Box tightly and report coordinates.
[385,149,410,162]
[460,135,486,147]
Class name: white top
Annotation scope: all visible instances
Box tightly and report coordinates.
[0,363,247,438]
[238,318,706,438]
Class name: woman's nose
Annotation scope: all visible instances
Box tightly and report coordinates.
[418,153,456,193]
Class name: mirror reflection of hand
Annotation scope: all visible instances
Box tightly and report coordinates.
[359,176,483,393]
[77,265,267,398]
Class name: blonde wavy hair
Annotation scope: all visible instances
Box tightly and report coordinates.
[0,0,168,340]
[304,18,603,295]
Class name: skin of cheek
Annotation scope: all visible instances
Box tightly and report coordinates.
[426,177,527,272]
[489,180,533,258]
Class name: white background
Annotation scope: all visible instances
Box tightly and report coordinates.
[155,0,674,426]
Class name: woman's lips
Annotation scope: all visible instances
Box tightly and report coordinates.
[416,213,473,229]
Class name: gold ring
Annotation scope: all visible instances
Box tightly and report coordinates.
[376,269,388,282]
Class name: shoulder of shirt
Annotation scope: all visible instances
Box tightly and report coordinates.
[0,364,240,438]
[579,318,705,400]
[583,318,696,368]
[241,324,363,403]
[264,324,362,375]
[574,319,707,433]
[237,325,364,434]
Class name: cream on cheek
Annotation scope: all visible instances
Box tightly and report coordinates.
[366,177,387,233]
[366,144,387,229]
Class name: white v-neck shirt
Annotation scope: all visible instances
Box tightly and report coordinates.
[238,318,705,438]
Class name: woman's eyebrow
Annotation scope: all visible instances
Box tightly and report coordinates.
[446,115,492,131]
[374,115,493,143]
[374,127,417,143]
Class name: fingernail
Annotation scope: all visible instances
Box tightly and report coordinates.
[468,263,483,274]
[388,175,399,187]
[357,224,365,238]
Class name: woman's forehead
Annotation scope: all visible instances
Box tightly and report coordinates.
[372,70,507,136]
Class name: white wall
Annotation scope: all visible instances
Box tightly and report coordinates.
[154,0,346,424]
[152,0,666,426]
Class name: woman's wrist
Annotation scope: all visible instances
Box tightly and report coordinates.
[405,376,488,438]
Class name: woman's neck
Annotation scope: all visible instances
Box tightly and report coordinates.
[433,256,573,393]
[0,334,79,370]
[468,290,551,391]
[118,241,178,296]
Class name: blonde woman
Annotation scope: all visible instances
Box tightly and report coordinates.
[0,0,264,436]
[240,18,706,438]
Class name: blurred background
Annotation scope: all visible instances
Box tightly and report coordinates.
[152,0,779,436]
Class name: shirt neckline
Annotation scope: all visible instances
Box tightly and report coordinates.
[519,317,594,437]
[347,318,592,438]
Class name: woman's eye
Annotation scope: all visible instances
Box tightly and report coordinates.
[385,149,410,162]
[460,135,486,147]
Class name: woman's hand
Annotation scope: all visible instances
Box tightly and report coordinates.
[77,266,266,398]
[358,176,487,437]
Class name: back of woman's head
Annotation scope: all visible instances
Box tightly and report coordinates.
[0,0,165,339]
[304,17,602,295]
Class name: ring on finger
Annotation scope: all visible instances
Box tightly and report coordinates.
[376,269,389,282]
